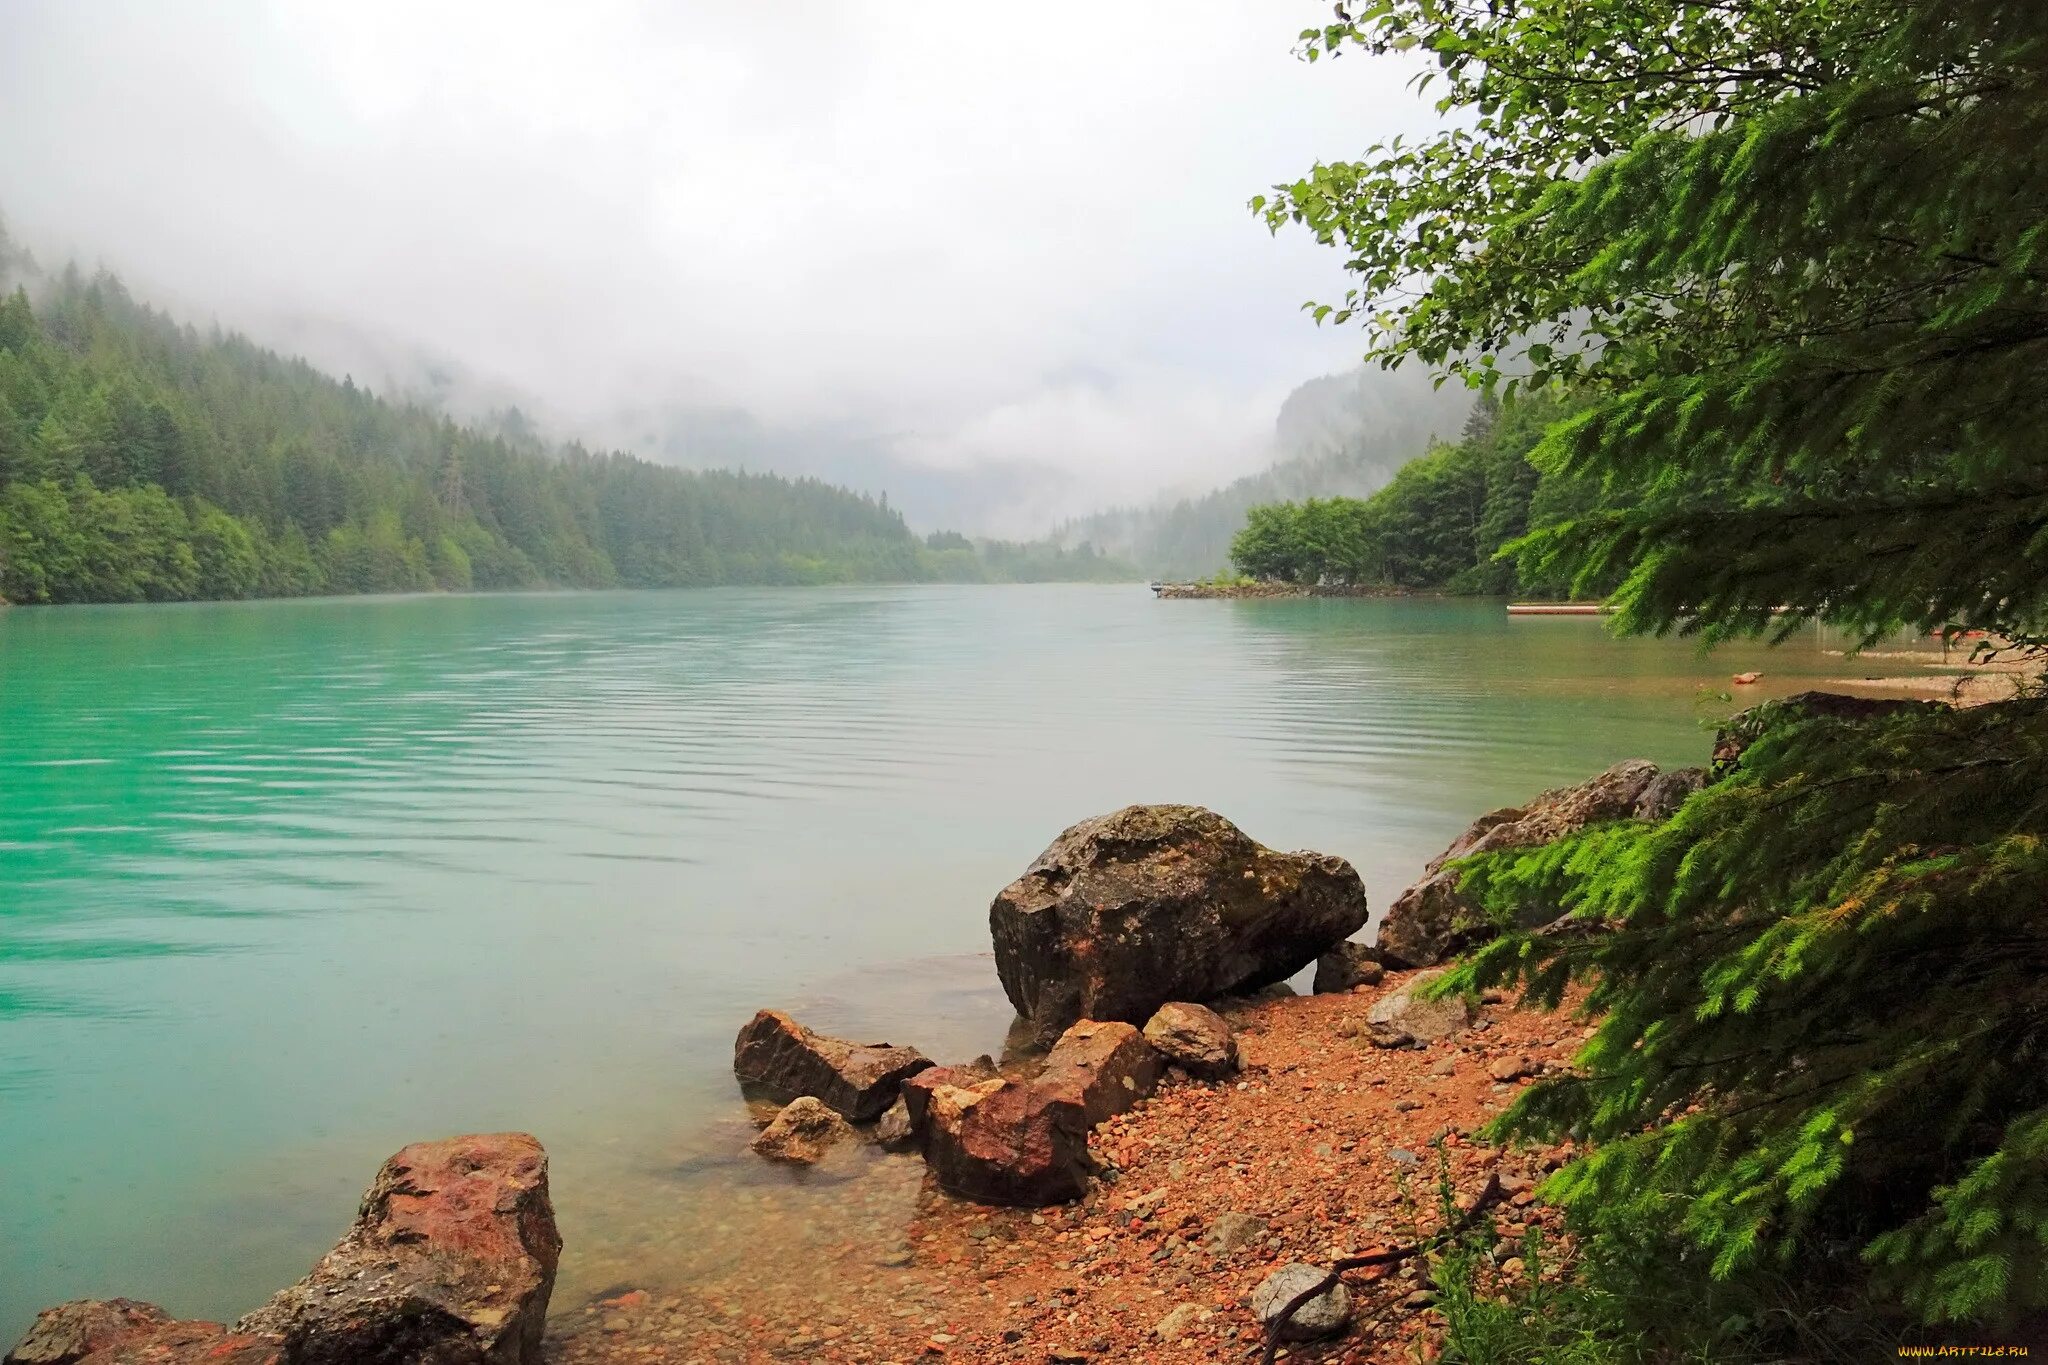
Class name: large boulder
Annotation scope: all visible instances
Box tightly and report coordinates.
[1376,761,1706,966]
[916,1074,1093,1206]
[732,1010,934,1121]
[235,1132,561,1365]
[6,1301,174,1365]
[991,805,1367,1040]
[1141,1002,1238,1080]
[750,1096,854,1165]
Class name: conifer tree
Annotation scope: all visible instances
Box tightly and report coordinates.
[1263,0,2048,1331]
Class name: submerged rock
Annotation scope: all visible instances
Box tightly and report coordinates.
[750,1096,854,1165]
[1376,760,1706,966]
[235,1132,561,1365]
[990,804,1367,1041]
[732,1009,934,1122]
[1365,968,1475,1048]
[1252,1262,1353,1341]
[1312,941,1387,994]
[5,1301,173,1365]
[1141,1002,1238,1079]
[873,1095,917,1151]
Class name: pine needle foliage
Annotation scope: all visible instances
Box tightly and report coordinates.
[1444,695,2048,1324]
[1260,0,2048,645]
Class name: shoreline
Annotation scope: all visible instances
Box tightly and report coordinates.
[547,978,1574,1364]
[1150,581,1414,600]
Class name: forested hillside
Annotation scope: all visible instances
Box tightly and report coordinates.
[0,252,1128,604]
[1228,390,1601,594]
[1054,365,1467,578]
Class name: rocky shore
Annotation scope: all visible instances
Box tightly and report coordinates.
[12,699,1844,1365]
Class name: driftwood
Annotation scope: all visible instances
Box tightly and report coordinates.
[1256,1171,1505,1364]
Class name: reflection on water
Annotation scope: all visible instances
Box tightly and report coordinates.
[0,586,1956,1335]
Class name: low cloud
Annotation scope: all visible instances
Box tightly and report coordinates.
[0,0,1435,530]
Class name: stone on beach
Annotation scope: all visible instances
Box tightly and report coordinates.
[750,1096,854,1165]
[1034,1019,1162,1125]
[235,1131,561,1365]
[732,1008,934,1122]
[916,1073,1094,1206]
[1366,968,1475,1048]
[990,804,1368,1040]
[1312,940,1387,993]
[1141,1001,1239,1079]
[1252,1262,1354,1341]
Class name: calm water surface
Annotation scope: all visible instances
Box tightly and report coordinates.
[0,586,1938,1336]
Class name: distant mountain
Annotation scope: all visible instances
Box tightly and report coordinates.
[1053,366,1471,578]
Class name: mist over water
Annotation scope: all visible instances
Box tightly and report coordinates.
[0,586,1904,1334]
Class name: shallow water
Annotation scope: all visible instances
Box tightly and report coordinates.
[0,585,1946,1336]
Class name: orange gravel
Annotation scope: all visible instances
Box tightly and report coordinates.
[547,972,1586,1364]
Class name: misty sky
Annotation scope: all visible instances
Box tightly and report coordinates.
[0,2,1440,531]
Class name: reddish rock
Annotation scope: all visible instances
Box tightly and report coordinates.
[899,1056,1002,1136]
[1140,1002,1238,1080]
[1376,761,1705,966]
[732,1009,934,1121]
[918,1075,1092,1206]
[1035,1020,1162,1125]
[73,1322,281,1365]
[5,1300,173,1365]
[235,1132,560,1365]
[990,805,1367,1041]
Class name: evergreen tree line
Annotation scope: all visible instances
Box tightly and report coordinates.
[0,261,1129,605]
[1227,390,1598,593]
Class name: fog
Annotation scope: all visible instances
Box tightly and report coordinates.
[0,1,1437,533]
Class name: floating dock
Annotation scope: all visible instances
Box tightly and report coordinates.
[1505,603,1613,616]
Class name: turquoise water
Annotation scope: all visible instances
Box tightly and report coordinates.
[0,586,1929,1337]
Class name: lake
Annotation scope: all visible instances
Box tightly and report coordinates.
[0,585,1941,1339]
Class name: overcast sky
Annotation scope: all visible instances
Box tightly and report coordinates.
[0,1,1439,530]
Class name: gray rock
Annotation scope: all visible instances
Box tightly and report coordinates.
[1252,1263,1353,1341]
[1313,941,1386,993]
[1366,968,1475,1048]
[991,805,1367,1041]
[873,1094,917,1151]
[1634,766,1706,820]
[1205,1211,1267,1253]
[1142,1002,1239,1079]
[1153,1304,1201,1342]
[1377,761,1681,966]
